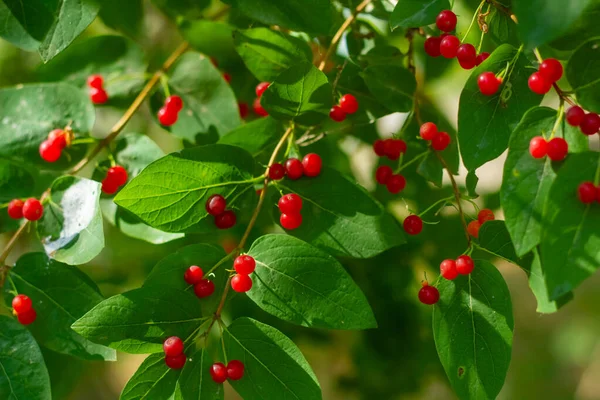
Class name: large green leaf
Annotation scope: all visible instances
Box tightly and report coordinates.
[0,159,37,202]
[278,167,405,258]
[566,37,600,113]
[179,20,238,64]
[37,176,104,265]
[390,0,450,30]
[114,144,258,233]
[99,0,144,38]
[458,45,541,171]
[3,253,116,361]
[361,65,416,113]
[223,317,322,400]
[247,234,377,329]
[433,260,514,400]
[120,353,181,400]
[0,315,51,400]
[551,3,600,50]
[72,286,206,354]
[0,2,40,51]
[218,117,283,164]
[540,152,600,300]
[527,248,573,313]
[174,348,224,400]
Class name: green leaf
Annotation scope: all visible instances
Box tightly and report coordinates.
[179,20,238,64]
[487,8,520,47]
[390,0,451,30]
[261,62,332,126]
[223,317,322,400]
[4,253,116,361]
[0,159,36,202]
[115,144,257,233]
[361,65,416,113]
[247,234,377,329]
[466,170,479,198]
[71,286,206,354]
[566,37,600,113]
[174,348,224,400]
[0,315,51,400]
[550,3,600,50]
[540,152,600,300]
[99,0,144,38]
[478,220,521,265]
[458,44,541,171]
[234,28,312,82]
[433,260,514,400]
[0,2,40,51]
[120,353,180,400]
[278,167,404,258]
[218,117,283,164]
[151,0,210,19]
[527,248,573,313]
[37,176,104,265]
[336,62,391,119]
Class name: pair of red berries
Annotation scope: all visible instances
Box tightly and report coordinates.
[184,265,216,298]
[205,194,237,230]
[467,208,495,239]
[101,165,129,195]
[440,255,475,280]
[231,254,256,293]
[88,75,108,104]
[253,82,270,117]
[419,122,451,151]
[163,336,186,369]
[210,360,245,383]
[158,95,184,127]
[373,138,407,161]
[7,198,44,221]
[39,128,69,163]
[565,106,600,136]
[269,154,323,181]
[477,72,503,96]
[577,182,600,204]
[403,215,423,235]
[12,294,37,325]
[529,136,568,161]
[329,94,359,122]
[418,281,440,305]
[278,193,303,230]
[375,166,406,194]
[528,58,563,95]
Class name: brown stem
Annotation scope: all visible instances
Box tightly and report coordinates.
[0,221,28,266]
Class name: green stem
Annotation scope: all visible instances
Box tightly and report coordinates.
[462,0,486,43]
[396,150,430,173]
[160,74,171,98]
[204,251,236,278]
[549,102,565,139]
[417,196,454,217]
[70,137,97,146]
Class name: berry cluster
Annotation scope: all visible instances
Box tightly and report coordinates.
[278,193,303,230]
[39,128,69,163]
[403,215,423,235]
[253,82,270,117]
[279,153,323,181]
[566,106,600,136]
[158,95,184,127]
[101,165,129,195]
[373,138,407,194]
[528,136,568,161]
[528,58,562,95]
[184,265,216,298]
[205,194,237,230]
[467,208,495,239]
[231,255,255,293]
[210,360,245,383]
[477,72,502,96]
[375,165,406,194]
[163,336,186,369]
[12,294,37,325]
[419,122,451,151]
[329,94,359,122]
[7,198,44,221]
[87,74,108,105]
[577,181,600,204]
[418,281,439,305]
[440,255,475,280]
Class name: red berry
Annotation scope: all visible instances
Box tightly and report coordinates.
[255,82,270,97]
[477,209,495,224]
[418,284,440,305]
[403,215,423,235]
[302,153,322,177]
[214,210,236,229]
[477,72,501,96]
[475,52,490,66]
[432,131,451,151]
[528,72,552,95]
[90,87,108,104]
[87,74,103,89]
[424,36,442,57]
[165,95,183,112]
[546,137,568,161]
[456,255,474,275]
[12,294,32,314]
[384,139,406,160]
[373,139,386,157]
[184,265,204,285]
[163,336,184,357]
[107,166,128,186]
[375,165,393,185]
[253,97,269,117]
[529,136,547,158]
[165,354,186,369]
[7,199,24,219]
[22,198,43,221]
[539,58,563,83]
[268,163,285,180]
[194,279,215,298]
[440,35,460,58]
[238,102,249,119]
[39,140,61,162]
[210,362,228,383]
[436,10,457,32]
[223,73,232,83]
[440,259,458,280]
[278,193,303,214]
[231,274,253,293]
[234,255,256,275]
[386,174,406,194]
[456,44,477,70]
[101,179,119,195]
[578,181,596,203]
[158,107,178,126]
[284,158,304,180]
[580,113,600,135]
[467,220,481,238]
[420,122,438,141]
[339,94,359,114]
[329,105,346,122]
[566,106,585,127]
[17,308,37,325]
[280,213,303,230]
[227,360,245,380]
[206,194,226,216]
[48,129,67,150]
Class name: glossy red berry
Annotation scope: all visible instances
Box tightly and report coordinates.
[22,198,43,221]
[163,336,184,357]
[227,360,245,381]
[101,179,119,195]
[329,105,346,122]
[339,94,359,114]
[302,153,322,177]
[578,181,596,203]
[278,194,303,214]
[87,74,103,89]
[418,284,439,305]
[456,44,477,70]
[210,362,228,383]
[255,82,270,97]
[285,158,304,180]
[158,107,178,126]
[375,165,393,185]
[90,87,108,104]
[424,36,442,57]
[373,139,386,156]
[280,213,303,230]
[456,255,475,275]
[238,102,249,118]
[440,259,458,280]
[475,52,490,66]
[268,163,285,180]
[436,10,457,32]
[234,255,256,275]
[48,129,67,149]
[477,72,501,96]
[184,265,204,285]
[432,131,451,151]
[386,174,406,194]
[231,274,253,293]
[478,209,495,224]
[17,308,37,325]
[440,35,460,58]
[165,95,183,112]
[194,279,215,298]
[253,97,268,117]
[39,140,61,162]
[107,166,128,186]
[12,294,32,314]
[565,106,585,127]
[539,58,563,83]
[206,194,227,216]
[165,354,186,369]
[215,210,236,229]
[403,215,423,235]
[529,136,547,158]
[7,199,24,219]
[420,122,438,141]
[384,139,406,160]
[580,113,600,135]
[467,220,481,238]
[546,137,568,161]
[528,72,552,95]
